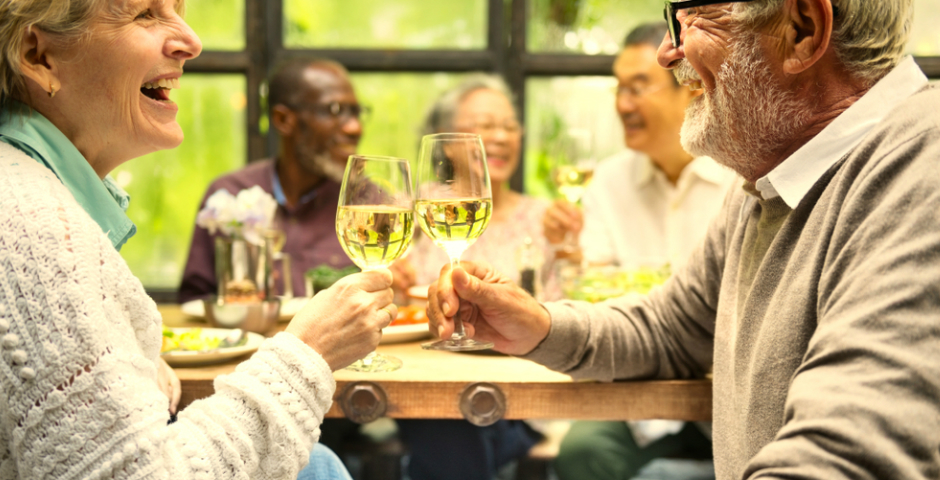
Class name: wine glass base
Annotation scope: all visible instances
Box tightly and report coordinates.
[344,353,403,372]
[421,338,494,351]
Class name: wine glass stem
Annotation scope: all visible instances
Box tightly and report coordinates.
[449,255,468,340]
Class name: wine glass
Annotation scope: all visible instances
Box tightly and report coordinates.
[415,133,493,351]
[552,128,596,253]
[336,154,415,372]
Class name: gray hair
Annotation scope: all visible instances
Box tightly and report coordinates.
[733,0,912,86]
[420,73,517,137]
[0,0,186,111]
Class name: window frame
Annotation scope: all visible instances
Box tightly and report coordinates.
[150,0,938,301]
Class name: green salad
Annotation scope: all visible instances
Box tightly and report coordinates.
[161,327,221,353]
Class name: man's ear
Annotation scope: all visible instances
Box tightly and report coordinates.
[781,0,834,75]
[270,104,298,137]
[18,26,59,96]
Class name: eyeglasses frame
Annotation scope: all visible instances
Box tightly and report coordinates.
[663,0,757,48]
[290,101,372,123]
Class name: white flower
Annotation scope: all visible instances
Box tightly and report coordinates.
[235,186,278,244]
[196,187,278,245]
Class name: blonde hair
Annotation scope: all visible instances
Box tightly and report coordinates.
[0,0,186,110]
[734,0,913,86]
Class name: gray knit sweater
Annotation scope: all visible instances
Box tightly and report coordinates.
[525,85,940,479]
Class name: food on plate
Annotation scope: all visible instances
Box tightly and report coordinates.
[223,278,261,303]
[389,304,428,326]
[162,327,221,353]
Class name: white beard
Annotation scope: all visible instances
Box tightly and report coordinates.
[678,32,811,180]
[294,137,347,183]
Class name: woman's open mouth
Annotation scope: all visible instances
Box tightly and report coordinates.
[140,78,180,102]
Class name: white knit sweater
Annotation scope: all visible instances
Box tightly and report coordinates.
[0,142,335,479]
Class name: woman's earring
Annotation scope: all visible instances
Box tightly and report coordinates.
[49,82,56,99]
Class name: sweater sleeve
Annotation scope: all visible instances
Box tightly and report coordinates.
[521,185,741,381]
[0,155,335,480]
[743,122,940,479]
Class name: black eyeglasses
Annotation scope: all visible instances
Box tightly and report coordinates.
[663,0,757,48]
[293,102,371,122]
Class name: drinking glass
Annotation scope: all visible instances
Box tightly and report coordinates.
[415,133,494,351]
[552,128,596,254]
[336,154,415,372]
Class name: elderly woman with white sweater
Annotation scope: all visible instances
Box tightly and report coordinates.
[0,1,393,479]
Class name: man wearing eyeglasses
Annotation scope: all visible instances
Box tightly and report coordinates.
[180,58,366,301]
[429,1,940,479]
[545,22,736,480]
[544,22,739,274]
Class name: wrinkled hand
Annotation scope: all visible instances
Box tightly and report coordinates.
[286,269,396,371]
[427,261,551,356]
[542,199,583,245]
[156,357,181,414]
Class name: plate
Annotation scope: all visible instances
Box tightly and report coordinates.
[161,328,265,367]
[381,323,431,344]
[181,297,308,322]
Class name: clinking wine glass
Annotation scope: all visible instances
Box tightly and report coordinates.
[552,128,596,254]
[336,154,415,372]
[415,133,494,351]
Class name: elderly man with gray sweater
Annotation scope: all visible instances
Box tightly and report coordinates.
[426,0,940,479]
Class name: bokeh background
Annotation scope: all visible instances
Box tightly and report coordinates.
[112,0,940,293]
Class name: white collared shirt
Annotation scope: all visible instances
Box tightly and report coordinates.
[580,150,740,270]
[755,56,929,206]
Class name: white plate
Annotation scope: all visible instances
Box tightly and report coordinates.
[181,297,308,322]
[161,328,265,367]
[381,323,432,344]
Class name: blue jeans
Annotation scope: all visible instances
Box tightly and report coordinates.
[297,443,353,480]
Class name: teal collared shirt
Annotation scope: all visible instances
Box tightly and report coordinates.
[0,103,136,251]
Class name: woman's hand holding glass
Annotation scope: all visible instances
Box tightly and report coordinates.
[285,269,396,371]
[334,154,414,371]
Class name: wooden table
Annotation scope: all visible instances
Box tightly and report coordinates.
[160,305,712,422]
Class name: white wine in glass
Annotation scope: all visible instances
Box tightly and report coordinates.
[553,128,596,253]
[553,166,595,204]
[336,155,414,372]
[416,133,494,351]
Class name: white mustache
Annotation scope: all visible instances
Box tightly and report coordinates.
[674,60,702,85]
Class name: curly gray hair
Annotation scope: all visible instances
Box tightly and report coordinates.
[420,73,518,137]
[733,0,912,86]
[0,0,185,110]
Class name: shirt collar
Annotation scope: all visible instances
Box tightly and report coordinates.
[756,56,928,208]
[634,153,726,188]
[0,103,136,250]
[271,162,320,207]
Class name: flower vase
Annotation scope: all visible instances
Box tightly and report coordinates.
[213,235,276,304]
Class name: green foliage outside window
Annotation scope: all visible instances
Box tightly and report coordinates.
[184,0,244,51]
[353,73,467,164]
[114,75,247,289]
[524,76,621,200]
[284,0,487,49]
[528,0,661,54]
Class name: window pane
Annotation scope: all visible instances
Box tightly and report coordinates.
[524,76,621,200]
[284,0,487,49]
[184,0,245,51]
[352,72,468,162]
[528,0,661,54]
[910,0,940,56]
[115,74,247,288]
